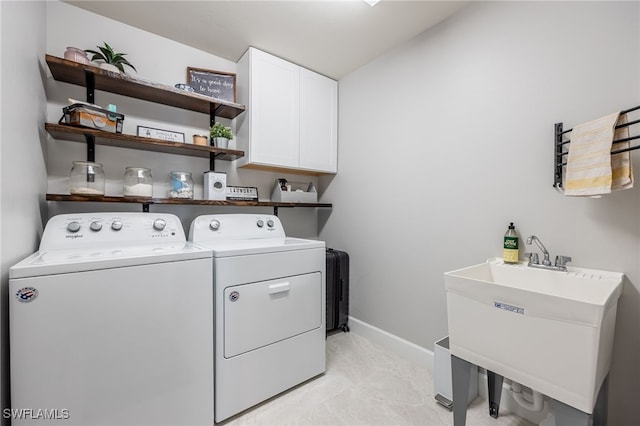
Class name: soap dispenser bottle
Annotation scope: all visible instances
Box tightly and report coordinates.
[503,222,519,263]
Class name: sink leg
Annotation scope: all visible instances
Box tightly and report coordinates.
[451,355,473,426]
[552,399,590,426]
[487,370,504,418]
[593,375,609,426]
[551,375,608,426]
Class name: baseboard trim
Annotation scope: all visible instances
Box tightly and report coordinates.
[347,316,434,372]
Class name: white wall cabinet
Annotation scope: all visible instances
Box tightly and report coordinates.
[236,47,337,174]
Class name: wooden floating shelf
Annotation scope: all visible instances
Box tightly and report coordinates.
[46,194,332,209]
[44,55,333,215]
[45,55,246,119]
[45,123,244,161]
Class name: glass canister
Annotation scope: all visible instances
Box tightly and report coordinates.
[69,161,105,195]
[169,171,194,199]
[123,167,153,197]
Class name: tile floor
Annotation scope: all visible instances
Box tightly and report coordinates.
[222,331,535,426]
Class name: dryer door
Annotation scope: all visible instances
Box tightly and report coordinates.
[224,272,322,358]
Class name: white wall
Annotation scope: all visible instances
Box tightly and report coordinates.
[0,1,48,424]
[45,1,320,238]
[319,1,640,423]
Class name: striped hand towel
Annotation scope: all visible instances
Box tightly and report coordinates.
[611,113,633,191]
[564,112,633,196]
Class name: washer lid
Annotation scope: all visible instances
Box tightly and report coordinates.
[9,242,212,279]
[196,237,325,257]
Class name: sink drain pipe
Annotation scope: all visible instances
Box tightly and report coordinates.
[509,382,544,412]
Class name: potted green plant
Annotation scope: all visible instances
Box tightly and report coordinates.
[85,42,137,74]
[210,123,233,148]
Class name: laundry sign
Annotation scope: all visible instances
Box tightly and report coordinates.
[187,67,236,103]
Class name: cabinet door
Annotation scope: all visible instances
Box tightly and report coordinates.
[299,68,338,173]
[250,49,300,168]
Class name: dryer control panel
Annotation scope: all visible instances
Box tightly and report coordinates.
[189,214,285,243]
[40,213,186,250]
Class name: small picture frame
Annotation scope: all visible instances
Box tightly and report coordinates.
[187,67,237,103]
[226,186,259,201]
[137,126,185,143]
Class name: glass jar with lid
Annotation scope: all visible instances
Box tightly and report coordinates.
[69,161,105,195]
[123,167,153,197]
[168,171,194,199]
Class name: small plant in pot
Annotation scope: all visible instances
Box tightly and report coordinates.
[210,123,233,148]
[85,42,137,74]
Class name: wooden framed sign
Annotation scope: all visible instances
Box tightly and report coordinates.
[137,125,185,142]
[187,67,236,103]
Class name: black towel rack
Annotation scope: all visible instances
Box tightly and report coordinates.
[554,105,640,188]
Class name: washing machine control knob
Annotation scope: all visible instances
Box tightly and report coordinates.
[89,221,103,232]
[111,221,123,231]
[209,220,221,231]
[152,218,166,231]
[267,219,275,228]
[256,219,264,228]
[67,221,81,233]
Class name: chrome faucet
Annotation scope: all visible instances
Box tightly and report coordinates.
[525,235,572,271]
[526,235,551,266]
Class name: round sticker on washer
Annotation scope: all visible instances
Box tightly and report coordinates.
[229,291,239,302]
[16,287,38,303]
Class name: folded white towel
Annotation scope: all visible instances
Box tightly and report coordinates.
[564,112,633,196]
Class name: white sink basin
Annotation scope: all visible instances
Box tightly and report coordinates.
[444,258,623,413]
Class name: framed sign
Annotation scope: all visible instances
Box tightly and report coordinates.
[187,67,236,103]
[137,126,185,143]
[226,186,258,201]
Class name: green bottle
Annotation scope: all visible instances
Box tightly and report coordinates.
[503,222,519,263]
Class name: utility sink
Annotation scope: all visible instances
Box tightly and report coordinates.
[444,258,623,413]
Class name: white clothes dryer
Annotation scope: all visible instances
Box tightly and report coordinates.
[189,214,326,422]
[9,212,213,426]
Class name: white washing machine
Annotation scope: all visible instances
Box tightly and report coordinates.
[189,214,326,422]
[9,212,213,426]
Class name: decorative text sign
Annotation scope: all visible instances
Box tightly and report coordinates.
[187,67,236,103]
